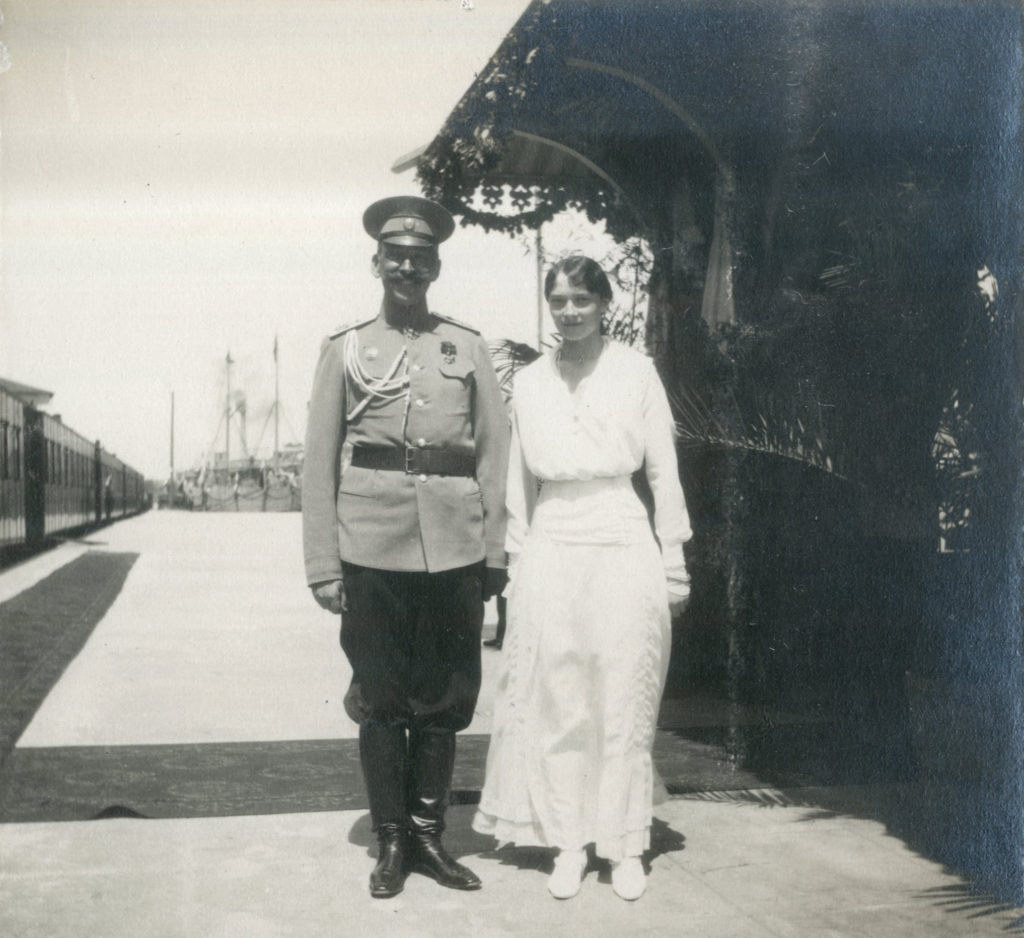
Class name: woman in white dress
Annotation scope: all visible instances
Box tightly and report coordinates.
[473,256,691,901]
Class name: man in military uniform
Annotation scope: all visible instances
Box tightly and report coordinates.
[302,195,509,899]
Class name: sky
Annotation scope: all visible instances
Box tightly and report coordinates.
[0,0,574,479]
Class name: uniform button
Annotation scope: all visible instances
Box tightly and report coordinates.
[418,474,428,483]
[415,398,424,407]
[416,438,427,446]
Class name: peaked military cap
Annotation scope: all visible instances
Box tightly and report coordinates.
[363,195,455,246]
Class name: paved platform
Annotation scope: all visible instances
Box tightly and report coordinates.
[1,511,1022,936]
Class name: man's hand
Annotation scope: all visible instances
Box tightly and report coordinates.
[668,594,689,619]
[482,567,508,601]
[311,578,347,614]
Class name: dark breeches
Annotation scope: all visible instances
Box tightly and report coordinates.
[339,561,485,732]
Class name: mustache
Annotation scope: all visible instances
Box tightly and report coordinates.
[386,271,427,283]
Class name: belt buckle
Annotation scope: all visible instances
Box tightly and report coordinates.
[404,445,419,474]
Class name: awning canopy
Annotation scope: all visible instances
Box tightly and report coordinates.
[0,377,54,407]
[415,0,1013,242]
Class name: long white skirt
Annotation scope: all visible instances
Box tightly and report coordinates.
[473,476,671,861]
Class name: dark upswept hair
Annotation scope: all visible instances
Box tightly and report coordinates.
[543,255,613,302]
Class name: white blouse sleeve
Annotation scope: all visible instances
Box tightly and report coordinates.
[504,405,538,566]
[641,360,692,597]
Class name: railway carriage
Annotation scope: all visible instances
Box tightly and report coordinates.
[0,382,148,555]
[0,386,27,547]
[35,411,97,538]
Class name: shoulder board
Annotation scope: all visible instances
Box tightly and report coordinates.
[326,316,376,340]
[432,313,480,335]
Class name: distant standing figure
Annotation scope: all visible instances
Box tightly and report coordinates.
[302,195,510,899]
[473,255,691,902]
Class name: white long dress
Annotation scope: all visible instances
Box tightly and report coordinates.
[473,340,691,861]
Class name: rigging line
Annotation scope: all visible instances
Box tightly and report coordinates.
[253,405,275,456]
[200,412,226,469]
[281,408,302,448]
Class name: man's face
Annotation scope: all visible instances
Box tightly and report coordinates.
[372,242,440,307]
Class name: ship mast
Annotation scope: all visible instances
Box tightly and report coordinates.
[225,350,233,481]
[170,390,175,485]
[273,334,280,472]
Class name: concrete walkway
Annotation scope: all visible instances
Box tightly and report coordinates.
[1,511,1021,937]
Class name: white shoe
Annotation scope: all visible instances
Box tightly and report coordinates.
[548,849,587,899]
[611,857,646,901]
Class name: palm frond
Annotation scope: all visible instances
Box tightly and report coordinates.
[487,338,543,404]
[669,383,846,479]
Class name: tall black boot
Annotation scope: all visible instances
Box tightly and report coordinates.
[359,723,409,898]
[406,728,481,890]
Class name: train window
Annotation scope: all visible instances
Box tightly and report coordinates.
[11,427,20,480]
[1,419,7,479]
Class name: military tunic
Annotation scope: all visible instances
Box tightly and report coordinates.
[302,311,509,585]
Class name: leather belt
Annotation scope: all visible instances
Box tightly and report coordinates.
[350,446,476,477]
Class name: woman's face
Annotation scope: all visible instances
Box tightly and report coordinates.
[547,272,607,342]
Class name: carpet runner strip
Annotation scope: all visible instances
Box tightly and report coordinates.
[0,729,777,823]
[0,737,487,822]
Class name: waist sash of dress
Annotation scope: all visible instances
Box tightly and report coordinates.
[530,475,649,545]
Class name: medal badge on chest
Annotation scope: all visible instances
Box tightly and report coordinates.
[441,341,457,365]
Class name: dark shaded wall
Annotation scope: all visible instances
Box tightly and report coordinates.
[644,1,1024,899]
